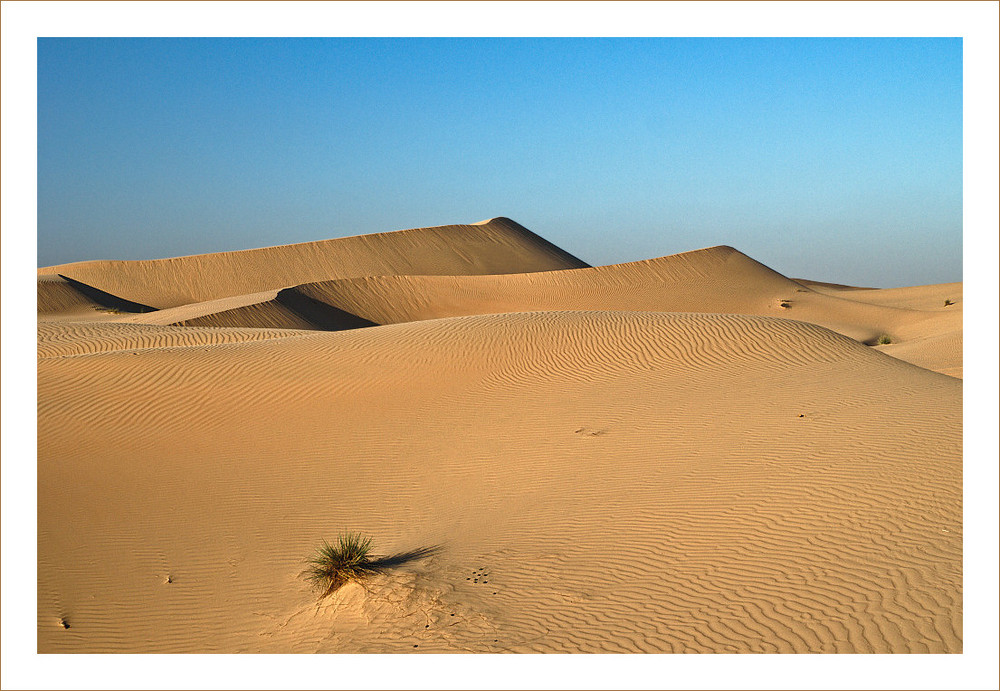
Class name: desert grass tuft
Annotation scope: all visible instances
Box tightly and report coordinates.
[876,334,892,345]
[305,533,379,597]
[944,299,954,306]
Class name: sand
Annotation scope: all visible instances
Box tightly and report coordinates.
[36,219,962,653]
[37,217,588,309]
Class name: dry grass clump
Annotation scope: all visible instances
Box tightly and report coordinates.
[303,535,439,599]
[305,533,379,597]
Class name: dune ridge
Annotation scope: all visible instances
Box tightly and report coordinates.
[38,217,589,309]
[76,243,960,377]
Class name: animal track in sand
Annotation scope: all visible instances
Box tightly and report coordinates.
[468,567,492,585]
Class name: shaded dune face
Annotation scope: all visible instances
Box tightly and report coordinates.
[37,274,155,320]
[36,218,962,653]
[161,288,380,332]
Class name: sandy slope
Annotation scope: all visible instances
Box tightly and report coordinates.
[37,217,588,309]
[38,312,961,653]
[37,274,104,317]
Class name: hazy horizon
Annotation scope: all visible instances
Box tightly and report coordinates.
[37,37,962,288]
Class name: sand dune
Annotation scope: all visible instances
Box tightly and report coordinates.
[37,312,961,653]
[37,217,588,310]
[36,219,962,653]
[37,274,104,316]
[296,250,960,371]
[36,274,155,321]
[80,244,960,377]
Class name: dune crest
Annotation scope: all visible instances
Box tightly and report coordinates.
[38,217,589,310]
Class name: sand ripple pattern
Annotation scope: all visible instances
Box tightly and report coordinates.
[37,322,302,359]
[37,311,961,653]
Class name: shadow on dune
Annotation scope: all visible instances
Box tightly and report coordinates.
[370,545,441,569]
[57,274,157,313]
[275,287,379,331]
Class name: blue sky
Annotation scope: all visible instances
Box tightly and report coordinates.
[37,37,962,287]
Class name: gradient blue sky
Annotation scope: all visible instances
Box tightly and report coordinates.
[37,37,962,287]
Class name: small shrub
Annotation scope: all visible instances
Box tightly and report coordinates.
[877,334,892,345]
[944,299,954,306]
[305,533,379,597]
